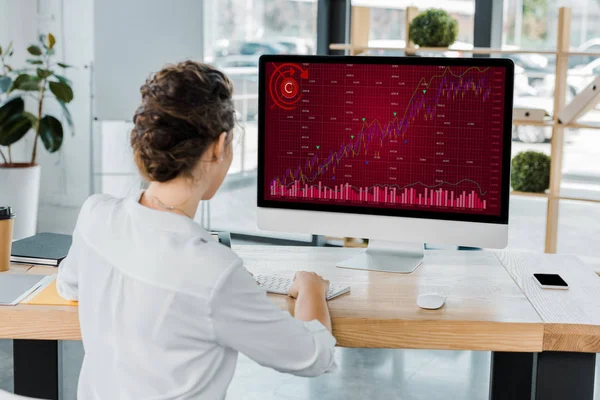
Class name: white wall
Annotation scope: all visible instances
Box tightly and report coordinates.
[93,0,205,200]
[94,0,204,121]
[37,0,93,208]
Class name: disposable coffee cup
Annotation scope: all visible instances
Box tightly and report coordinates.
[0,207,15,272]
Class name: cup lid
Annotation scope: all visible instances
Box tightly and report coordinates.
[0,207,15,220]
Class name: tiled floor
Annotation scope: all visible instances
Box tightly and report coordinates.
[228,349,492,400]
[2,340,600,399]
[0,340,491,400]
[0,340,11,393]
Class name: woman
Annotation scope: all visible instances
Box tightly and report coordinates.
[57,61,336,399]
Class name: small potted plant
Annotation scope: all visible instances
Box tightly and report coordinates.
[511,151,551,193]
[0,34,73,239]
[409,9,459,49]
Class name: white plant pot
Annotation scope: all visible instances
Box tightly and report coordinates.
[0,164,41,240]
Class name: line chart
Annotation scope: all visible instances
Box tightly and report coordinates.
[274,66,491,187]
[263,62,507,215]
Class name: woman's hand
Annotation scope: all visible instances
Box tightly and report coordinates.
[288,271,332,332]
[288,271,329,299]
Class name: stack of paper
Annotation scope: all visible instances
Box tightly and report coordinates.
[26,277,78,306]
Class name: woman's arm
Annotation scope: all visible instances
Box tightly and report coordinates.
[211,262,336,377]
[288,271,332,332]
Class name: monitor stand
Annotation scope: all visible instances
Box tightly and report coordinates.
[336,240,424,273]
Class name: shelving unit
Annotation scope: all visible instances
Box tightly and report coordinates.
[330,43,600,58]
[330,6,599,253]
[511,191,600,204]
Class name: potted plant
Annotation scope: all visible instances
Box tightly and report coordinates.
[409,9,459,49]
[511,151,551,193]
[0,34,74,239]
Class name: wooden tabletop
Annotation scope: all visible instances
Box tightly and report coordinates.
[0,263,80,340]
[497,251,600,352]
[2,246,581,353]
[240,246,543,351]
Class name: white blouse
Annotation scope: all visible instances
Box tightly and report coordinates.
[57,192,336,400]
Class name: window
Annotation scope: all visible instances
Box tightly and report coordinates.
[558,200,600,271]
[504,0,600,50]
[503,1,600,260]
[350,0,475,57]
[202,0,318,235]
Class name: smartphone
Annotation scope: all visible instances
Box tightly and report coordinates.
[533,273,569,290]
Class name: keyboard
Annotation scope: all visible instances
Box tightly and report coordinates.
[255,274,350,301]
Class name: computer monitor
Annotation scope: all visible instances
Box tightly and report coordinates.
[257,55,514,273]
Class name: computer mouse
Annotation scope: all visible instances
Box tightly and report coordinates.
[417,293,446,310]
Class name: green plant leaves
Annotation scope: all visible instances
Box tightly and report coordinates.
[21,111,37,125]
[53,74,72,85]
[0,42,13,56]
[511,151,551,193]
[0,76,12,94]
[0,97,24,126]
[0,113,33,146]
[48,33,56,50]
[27,45,42,56]
[57,100,73,132]
[39,115,63,152]
[2,42,12,57]
[12,74,39,91]
[409,9,458,48]
[49,81,73,103]
[0,98,33,146]
[0,35,72,156]
[36,68,53,79]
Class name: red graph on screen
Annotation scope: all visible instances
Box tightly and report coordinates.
[263,62,506,216]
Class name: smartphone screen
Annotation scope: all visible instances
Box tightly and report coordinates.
[534,273,568,287]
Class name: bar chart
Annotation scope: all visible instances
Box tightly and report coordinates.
[270,181,487,210]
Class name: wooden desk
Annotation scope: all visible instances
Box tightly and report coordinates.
[240,247,543,352]
[496,251,600,400]
[1,247,598,400]
[497,251,600,352]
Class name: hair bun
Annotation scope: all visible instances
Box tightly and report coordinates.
[131,61,236,182]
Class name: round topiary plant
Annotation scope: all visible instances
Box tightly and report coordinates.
[409,9,458,48]
[511,151,551,193]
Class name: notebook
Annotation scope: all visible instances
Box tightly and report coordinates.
[10,232,72,266]
[0,275,52,306]
[25,276,77,306]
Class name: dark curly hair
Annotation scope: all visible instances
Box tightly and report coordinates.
[130,61,236,182]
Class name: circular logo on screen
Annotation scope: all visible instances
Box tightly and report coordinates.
[268,63,309,110]
[280,78,298,99]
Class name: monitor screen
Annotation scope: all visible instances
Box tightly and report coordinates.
[258,56,513,224]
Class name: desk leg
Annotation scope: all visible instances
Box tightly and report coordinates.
[13,339,59,400]
[490,351,596,400]
[534,352,596,400]
[489,351,535,400]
